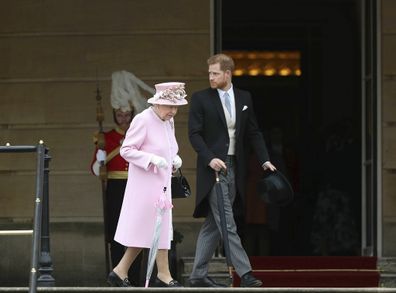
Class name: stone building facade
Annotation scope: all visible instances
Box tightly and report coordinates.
[0,0,395,287]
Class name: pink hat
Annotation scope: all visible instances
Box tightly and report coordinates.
[147,82,188,106]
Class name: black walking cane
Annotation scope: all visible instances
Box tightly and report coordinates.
[215,171,234,286]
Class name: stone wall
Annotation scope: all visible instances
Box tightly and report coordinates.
[0,0,210,285]
[382,0,396,256]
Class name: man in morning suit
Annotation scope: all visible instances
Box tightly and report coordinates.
[188,53,276,287]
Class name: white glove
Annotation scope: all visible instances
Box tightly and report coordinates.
[92,149,106,176]
[150,155,168,169]
[92,161,100,176]
[172,155,182,170]
[96,149,107,162]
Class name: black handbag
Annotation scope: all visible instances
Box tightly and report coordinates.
[171,168,191,199]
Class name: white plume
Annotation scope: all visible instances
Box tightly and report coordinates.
[110,70,154,114]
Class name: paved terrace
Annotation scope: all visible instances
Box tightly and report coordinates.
[1,288,396,293]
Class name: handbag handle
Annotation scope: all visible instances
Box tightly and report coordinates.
[175,167,183,177]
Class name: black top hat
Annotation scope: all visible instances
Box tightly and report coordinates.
[257,170,294,207]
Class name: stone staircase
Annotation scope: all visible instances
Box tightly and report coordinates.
[178,256,232,287]
[1,257,396,292]
[0,287,395,293]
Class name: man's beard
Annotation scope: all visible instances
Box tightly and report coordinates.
[210,80,227,89]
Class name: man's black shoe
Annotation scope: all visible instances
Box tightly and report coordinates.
[107,271,133,287]
[240,272,263,287]
[189,276,227,287]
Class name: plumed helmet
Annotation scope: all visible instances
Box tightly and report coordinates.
[110,70,154,114]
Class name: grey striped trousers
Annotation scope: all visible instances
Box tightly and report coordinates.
[190,156,252,279]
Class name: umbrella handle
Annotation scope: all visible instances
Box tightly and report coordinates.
[215,168,227,179]
[215,168,226,180]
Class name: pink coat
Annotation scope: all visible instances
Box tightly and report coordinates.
[114,107,178,249]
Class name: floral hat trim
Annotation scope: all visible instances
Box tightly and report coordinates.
[152,84,187,104]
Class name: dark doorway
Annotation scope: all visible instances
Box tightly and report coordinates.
[220,0,362,256]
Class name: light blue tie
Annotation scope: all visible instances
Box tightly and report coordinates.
[224,92,232,117]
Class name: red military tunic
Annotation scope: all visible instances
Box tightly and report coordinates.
[91,127,129,179]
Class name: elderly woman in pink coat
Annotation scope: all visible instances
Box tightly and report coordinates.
[107,82,188,287]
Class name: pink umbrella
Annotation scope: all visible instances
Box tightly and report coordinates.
[145,187,173,288]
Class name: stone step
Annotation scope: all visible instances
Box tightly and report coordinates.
[180,272,233,287]
[179,256,229,274]
[0,287,394,293]
[178,256,232,287]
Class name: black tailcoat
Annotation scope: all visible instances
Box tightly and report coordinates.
[188,87,270,218]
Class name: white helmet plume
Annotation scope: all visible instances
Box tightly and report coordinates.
[110,70,154,114]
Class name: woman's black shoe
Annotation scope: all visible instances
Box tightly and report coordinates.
[107,271,133,287]
[152,276,183,287]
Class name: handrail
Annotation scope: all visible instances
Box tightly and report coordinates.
[0,145,37,153]
[0,230,33,235]
[29,143,45,293]
[0,143,55,292]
